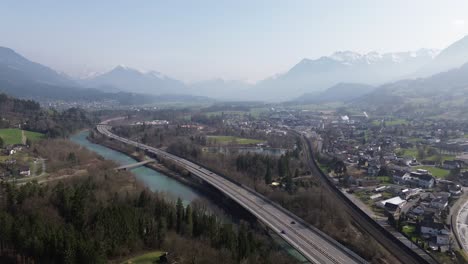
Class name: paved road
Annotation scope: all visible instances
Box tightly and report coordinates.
[97,124,366,264]
[115,159,155,170]
[456,199,468,251]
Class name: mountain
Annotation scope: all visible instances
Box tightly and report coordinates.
[355,62,468,116]
[188,79,252,100]
[416,35,468,77]
[81,65,188,95]
[295,83,375,103]
[252,49,438,101]
[0,46,75,86]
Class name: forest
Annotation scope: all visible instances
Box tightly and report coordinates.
[0,138,294,264]
[0,93,96,138]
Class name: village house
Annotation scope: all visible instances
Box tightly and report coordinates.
[395,169,435,189]
[420,221,445,236]
[441,160,462,170]
[19,166,31,176]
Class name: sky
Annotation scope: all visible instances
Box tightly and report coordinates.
[1,0,468,83]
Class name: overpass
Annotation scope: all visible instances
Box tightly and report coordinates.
[115,159,156,171]
[96,124,367,264]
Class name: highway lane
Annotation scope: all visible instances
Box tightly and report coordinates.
[96,124,366,264]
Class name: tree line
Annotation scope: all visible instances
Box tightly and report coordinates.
[0,178,294,264]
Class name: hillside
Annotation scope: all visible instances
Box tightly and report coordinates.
[0,93,96,137]
[295,83,375,103]
[416,35,468,77]
[252,50,437,101]
[354,62,468,118]
[0,47,75,86]
[80,65,188,95]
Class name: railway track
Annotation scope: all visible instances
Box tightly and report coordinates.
[301,135,438,264]
[96,124,367,264]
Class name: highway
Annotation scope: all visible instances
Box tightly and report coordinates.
[96,124,366,264]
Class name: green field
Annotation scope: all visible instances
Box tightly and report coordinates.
[399,148,455,162]
[207,135,264,145]
[0,128,44,145]
[24,130,45,141]
[0,128,23,145]
[415,166,450,178]
[121,251,164,264]
[372,118,409,126]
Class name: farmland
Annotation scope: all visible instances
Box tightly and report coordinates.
[0,128,44,145]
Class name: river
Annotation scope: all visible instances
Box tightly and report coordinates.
[70,130,201,203]
[70,130,308,263]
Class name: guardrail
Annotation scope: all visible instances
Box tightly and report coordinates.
[99,125,367,263]
[164,151,367,263]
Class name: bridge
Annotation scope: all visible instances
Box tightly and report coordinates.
[97,124,366,264]
[115,159,156,171]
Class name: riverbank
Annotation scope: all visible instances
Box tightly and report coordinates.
[87,129,212,194]
[84,129,260,223]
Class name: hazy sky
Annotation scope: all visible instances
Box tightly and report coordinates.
[1,0,467,82]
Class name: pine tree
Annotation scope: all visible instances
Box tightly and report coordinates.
[157,217,167,247]
[237,223,250,261]
[264,165,272,184]
[184,204,193,237]
[285,170,294,194]
[176,198,184,234]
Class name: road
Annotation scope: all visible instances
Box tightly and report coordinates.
[96,124,366,264]
[115,159,156,171]
[456,196,468,251]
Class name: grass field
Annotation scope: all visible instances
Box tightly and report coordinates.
[24,130,45,141]
[0,128,44,145]
[414,166,450,178]
[121,251,164,264]
[207,135,264,145]
[0,128,23,145]
[399,148,455,162]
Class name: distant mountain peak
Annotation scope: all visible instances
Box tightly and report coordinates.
[330,51,362,62]
[146,70,166,79]
[112,64,141,73]
[415,35,468,77]
[0,46,75,86]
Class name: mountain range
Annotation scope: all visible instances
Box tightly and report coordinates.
[0,47,210,104]
[1,35,468,103]
[79,65,188,95]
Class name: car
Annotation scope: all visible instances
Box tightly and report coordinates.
[290,221,296,224]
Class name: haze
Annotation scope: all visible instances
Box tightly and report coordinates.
[1,0,467,82]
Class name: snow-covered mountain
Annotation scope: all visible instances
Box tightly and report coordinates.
[252,49,438,101]
[415,35,468,77]
[80,65,188,95]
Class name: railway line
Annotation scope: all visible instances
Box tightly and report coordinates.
[96,123,366,264]
[301,136,438,264]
